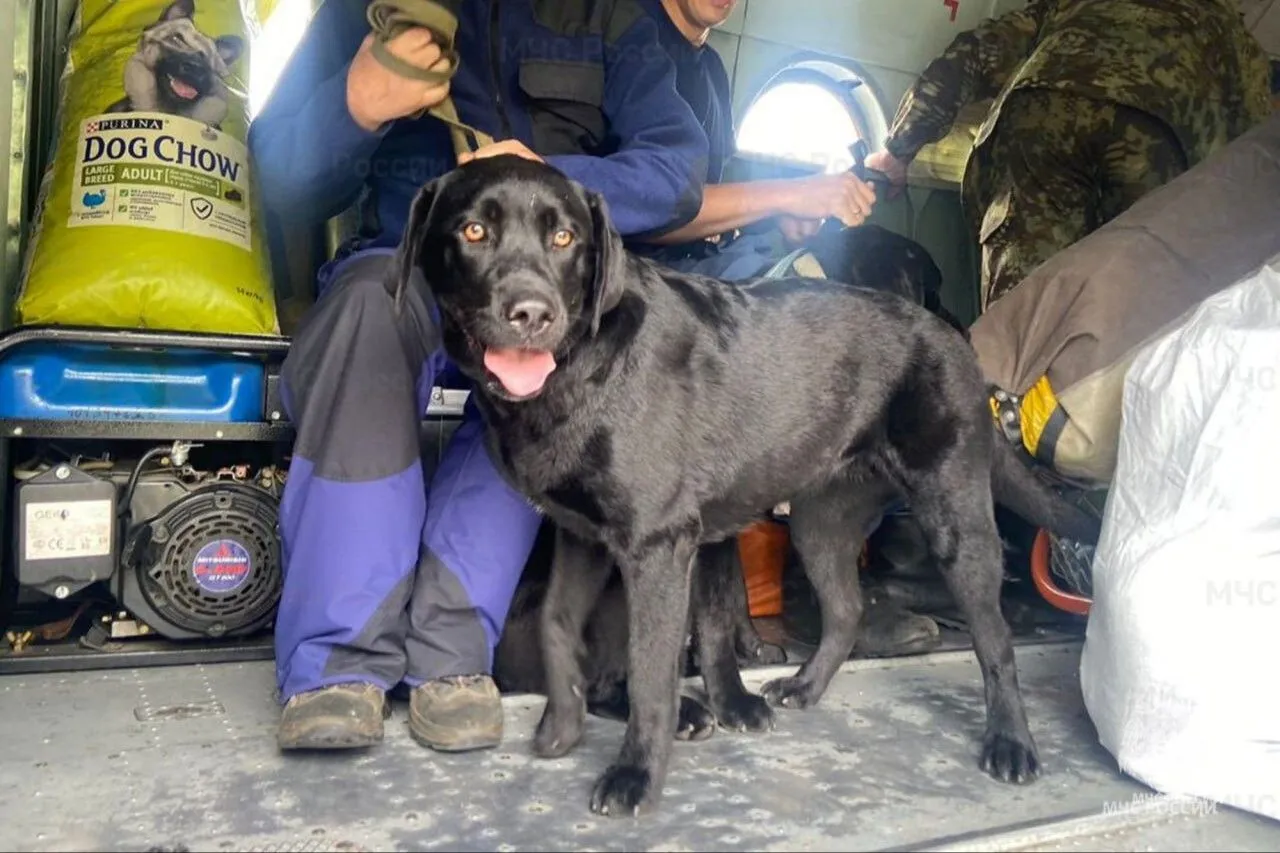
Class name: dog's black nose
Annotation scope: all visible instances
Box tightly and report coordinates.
[505,297,555,335]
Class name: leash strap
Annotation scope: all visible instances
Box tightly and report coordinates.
[364,0,496,156]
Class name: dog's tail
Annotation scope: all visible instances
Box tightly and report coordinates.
[990,425,1103,545]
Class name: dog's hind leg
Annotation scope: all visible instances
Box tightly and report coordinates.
[906,472,1041,784]
[692,540,776,733]
[675,693,717,740]
[761,479,898,710]
[589,528,698,818]
[532,526,614,760]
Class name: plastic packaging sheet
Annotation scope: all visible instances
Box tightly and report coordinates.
[1080,254,1280,822]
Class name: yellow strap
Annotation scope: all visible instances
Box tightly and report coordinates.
[365,0,496,156]
[1018,375,1059,459]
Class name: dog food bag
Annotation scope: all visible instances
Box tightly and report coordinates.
[16,0,279,336]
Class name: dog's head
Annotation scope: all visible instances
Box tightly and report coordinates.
[137,0,243,106]
[396,155,627,402]
[809,224,942,305]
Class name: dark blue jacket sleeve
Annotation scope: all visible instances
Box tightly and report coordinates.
[543,14,709,239]
[247,0,389,225]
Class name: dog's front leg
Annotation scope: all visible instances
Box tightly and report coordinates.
[693,541,775,733]
[590,528,698,818]
[533,525,613,759]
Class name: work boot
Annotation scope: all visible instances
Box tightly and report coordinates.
[855,587,942,658]
[782,559,943,658]
[277,682,388,751]
[409,674,504,752]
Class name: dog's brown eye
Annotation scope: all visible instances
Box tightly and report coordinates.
[552,229,575,249]
[462,222,487,243]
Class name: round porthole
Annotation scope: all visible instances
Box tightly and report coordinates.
[736,59,889,175]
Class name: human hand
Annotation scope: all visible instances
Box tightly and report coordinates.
[864,149,908,199]
[777,215,823,247]
[783,172,877,228]
[346,29,453,133]
[457,139,545,166]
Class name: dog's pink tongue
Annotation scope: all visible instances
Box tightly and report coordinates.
[483,348,557,398]
[169,76,199,100]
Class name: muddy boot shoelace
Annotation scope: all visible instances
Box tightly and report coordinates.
[364,0,496,156]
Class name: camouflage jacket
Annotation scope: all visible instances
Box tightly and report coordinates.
[883,0,1273,169]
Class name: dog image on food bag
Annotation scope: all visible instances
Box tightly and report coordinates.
[105,0,244,129]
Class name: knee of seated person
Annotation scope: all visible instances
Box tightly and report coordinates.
[311,249,397,302]
[327,263,398,307]
[307,264,405,332]
[283,282,414,381]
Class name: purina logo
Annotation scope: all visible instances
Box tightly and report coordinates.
[87,117,164,134]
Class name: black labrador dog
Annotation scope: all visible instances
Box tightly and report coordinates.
[492,224,963,736]
[396,155,1101,817]
[801,222,969,339]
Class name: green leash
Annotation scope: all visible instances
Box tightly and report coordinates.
[364,0,496,156]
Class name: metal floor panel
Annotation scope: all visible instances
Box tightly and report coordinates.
[923,802,1280,853]
[3,641,1278,852]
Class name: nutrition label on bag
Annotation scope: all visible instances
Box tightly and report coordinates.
[68,112,253,251]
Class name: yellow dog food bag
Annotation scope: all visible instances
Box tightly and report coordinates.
[17,0,279,335]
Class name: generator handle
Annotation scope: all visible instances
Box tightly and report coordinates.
[0,325,291,361]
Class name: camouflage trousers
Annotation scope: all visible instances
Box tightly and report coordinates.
[962,87,1188,311]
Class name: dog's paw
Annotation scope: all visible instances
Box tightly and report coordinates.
[589,764,657,818]
[980,731,1041,784]
[532,701,585,759]
[715,691,775,733]
[760,676,821,710]
[741,641,788,667]
[675,696,716,742]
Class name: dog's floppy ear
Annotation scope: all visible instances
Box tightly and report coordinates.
[215,35,244,68]
[393,178,442,314]
[586,189,626,336]
[160,0,196,22]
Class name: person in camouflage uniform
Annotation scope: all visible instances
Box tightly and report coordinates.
[866,0,1273,311]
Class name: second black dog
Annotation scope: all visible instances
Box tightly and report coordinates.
[494,520,782,743]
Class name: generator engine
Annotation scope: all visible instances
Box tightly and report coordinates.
[13,443,284,641]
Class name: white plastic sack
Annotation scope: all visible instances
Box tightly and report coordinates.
[1080,254,1280,822]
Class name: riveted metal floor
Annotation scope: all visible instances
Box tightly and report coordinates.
[5,639,1279,852]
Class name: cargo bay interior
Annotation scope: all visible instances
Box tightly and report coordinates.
[1,1,1280,850]
[0,0,1054,671]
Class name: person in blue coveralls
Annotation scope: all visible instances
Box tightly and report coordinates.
[631,0,947,656]
[248,0,711,753]
[628,0,877,276]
